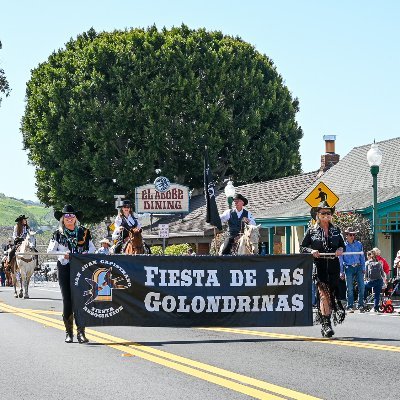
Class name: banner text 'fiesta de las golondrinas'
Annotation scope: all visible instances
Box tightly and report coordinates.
[70,254,313,327]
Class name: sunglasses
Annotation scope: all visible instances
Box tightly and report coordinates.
[319,211,332,216]
[64,213,76,218]
[346,233,355,236]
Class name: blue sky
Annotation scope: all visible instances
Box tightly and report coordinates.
[0,0,399,201]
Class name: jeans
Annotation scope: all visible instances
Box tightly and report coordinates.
[345,264,365,307]
[311,281,317,306]
[364,279,383,310]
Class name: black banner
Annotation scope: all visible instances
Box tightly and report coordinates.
[70,254,313,327]
[204,149,222,230]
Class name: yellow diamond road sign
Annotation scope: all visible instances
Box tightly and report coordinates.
[305,182,339,208]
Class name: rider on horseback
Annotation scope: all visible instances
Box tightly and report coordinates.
[8,215,30,262]
[219,193,256,255]
[112,199,142,254]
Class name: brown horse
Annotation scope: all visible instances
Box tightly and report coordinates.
[123,228,150,255]
[2,255,13,286]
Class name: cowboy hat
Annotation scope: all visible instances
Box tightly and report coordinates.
[15,214,29,222]
[233,193,248,206]
[54,204,83,221]
[344,226,359,234]
[99,238,111,246]
[117,199,133,208]
[310,201,335,220]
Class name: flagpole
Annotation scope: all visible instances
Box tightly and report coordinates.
[213,227,218,254]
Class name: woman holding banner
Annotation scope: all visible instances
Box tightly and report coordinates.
[300,201,346,338]
[47,205,96,344]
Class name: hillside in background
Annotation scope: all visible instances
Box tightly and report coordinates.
[0,192,55,232]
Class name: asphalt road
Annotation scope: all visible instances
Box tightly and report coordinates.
[1,282,399,400]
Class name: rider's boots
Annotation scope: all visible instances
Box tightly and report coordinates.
[63,314,74,343]
[321,315,334,338]
[77,327,89,344]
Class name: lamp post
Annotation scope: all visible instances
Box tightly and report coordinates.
[224,180,236,209]
[366,142,383,248]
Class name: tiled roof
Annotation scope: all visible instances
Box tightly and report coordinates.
[142,170,319,237]
[262,137,400,218]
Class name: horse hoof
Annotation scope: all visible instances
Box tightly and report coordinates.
[14,294,18,298]
[19,293,23,298]
[24,295,29,299]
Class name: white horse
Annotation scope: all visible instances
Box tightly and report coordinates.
[237,224,260,255]
[218,224,260,255]
[14,232,37,299]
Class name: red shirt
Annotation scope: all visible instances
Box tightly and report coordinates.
[377,255,390,275]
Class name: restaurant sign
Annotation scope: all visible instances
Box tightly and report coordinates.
[135,177,190,214]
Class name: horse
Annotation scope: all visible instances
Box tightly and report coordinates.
[2,255,13,286]
[123,228,151,255]
[13,232,37,299]
[237,224,260,255]
[218,223,260,255]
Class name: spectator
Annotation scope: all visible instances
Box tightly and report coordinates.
[372,247,390,276]
[96,238,111,255]
[339,227,366,312]
[392,250,400,278]
[364,250,386,312]
[187,248,196,256]
[0,257,6,287]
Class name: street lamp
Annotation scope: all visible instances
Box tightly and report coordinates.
[366,141,383,247]
[224,180,236,209]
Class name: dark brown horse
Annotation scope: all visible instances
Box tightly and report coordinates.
[123,228,151,255]
[2,256,13,286]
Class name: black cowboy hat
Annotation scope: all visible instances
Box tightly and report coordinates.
[310,201,335,220]
[117,199,133,208]
[54,204,83,221]
[15,214,29,222]
[233,193,248,206]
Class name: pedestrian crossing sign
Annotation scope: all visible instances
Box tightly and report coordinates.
[304,181,339,208]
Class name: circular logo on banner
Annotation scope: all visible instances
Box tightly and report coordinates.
[154,176,171,192]
[75,259,131,319]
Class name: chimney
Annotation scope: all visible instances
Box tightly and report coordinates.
[318,135,340,176]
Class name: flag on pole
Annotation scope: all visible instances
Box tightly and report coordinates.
[204,148,222,230]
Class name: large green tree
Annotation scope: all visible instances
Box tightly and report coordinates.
[0,40,11,105]
[22,25,303,222]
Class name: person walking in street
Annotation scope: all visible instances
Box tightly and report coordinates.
[300,201,346,338]
[364,250,386,312]
[339,227,366,312]
[219,194,256,255]
[47,205,96,344]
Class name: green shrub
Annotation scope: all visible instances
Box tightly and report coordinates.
[150,243,192,255]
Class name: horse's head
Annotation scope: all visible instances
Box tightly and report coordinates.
[124,228,144,254]
[241,224,260,254]
[23,231,37,251]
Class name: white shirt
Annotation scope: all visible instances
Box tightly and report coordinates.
[220,208,256,225]
[46,232,96,266]
[112,214,141,240]
[13,225,28,240]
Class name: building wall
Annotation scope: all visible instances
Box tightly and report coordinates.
[378,232,391,265]
[294,226,306,253]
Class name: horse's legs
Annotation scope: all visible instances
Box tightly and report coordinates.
[13,278,18,298]
[23,274,30,299]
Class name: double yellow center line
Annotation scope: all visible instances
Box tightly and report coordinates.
[0,302,320,400]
